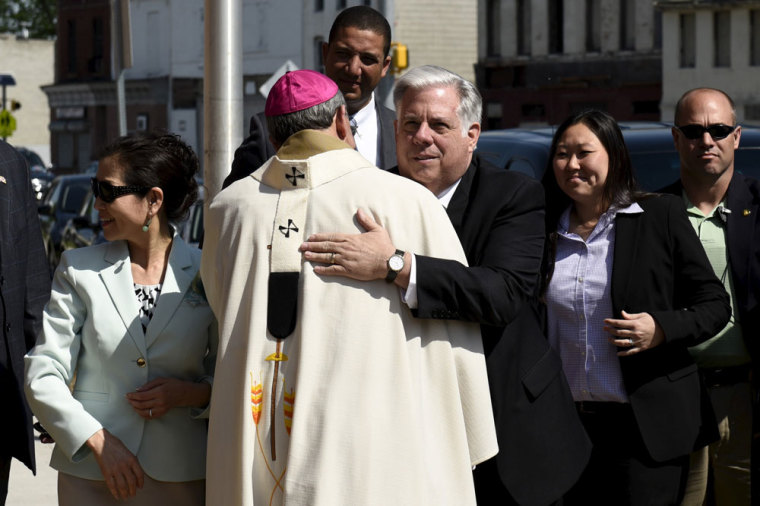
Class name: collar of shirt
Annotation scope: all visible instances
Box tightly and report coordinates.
[557,201,644,240]
[437,178,462,209]
[682,191,727,221]
[350,93,380,166]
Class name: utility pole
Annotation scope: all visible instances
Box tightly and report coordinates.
[203,0,243,202]
[112,0,133,136]
[0,74,16,111]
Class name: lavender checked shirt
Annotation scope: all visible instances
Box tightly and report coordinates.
[546,202,643,403]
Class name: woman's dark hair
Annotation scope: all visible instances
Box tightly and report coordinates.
[540,110,640,296]
[99,131,199,222]
[542,109,639,235]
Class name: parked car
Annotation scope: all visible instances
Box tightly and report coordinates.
[60,189,106,253]
[38,174,92,272]
[476,122,760,190]
[29,167,55,201]
[15,146,47,171]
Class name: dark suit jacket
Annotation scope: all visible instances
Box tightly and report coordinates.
[0,140,50,471]
[610,195,729,461]
[414,155,591,506]
[659,174,760,374]
[375,101,397,171]
[224,99,397,189]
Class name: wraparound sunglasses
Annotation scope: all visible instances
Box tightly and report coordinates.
[675,123,737,140]
[91,178,150,203]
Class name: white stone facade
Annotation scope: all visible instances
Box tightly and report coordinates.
[478,0,659,62]
[0,33,54,164]
[660,2,760,125]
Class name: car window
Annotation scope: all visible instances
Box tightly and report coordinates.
[44,180,61,206]
[735,150,760,181]
[27,151,44,169]
[88,201,99,225]
[61,184,89,213]
[189,203,204,244]
[505,157,544,179]
[629,152,682,191]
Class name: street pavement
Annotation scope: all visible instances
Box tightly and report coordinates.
[7,436,57,505]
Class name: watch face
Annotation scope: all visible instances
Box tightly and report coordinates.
[389,254,404,271]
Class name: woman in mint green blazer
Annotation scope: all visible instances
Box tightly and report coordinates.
[25,132,217,505]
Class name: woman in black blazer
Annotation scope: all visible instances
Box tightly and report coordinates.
[541,110,730,505]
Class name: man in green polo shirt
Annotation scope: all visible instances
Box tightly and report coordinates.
[662,88,759,506]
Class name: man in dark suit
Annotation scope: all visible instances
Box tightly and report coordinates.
[661,88,758,506]
[225,5,396,189]
[0,139,50,504]
[300,65,590,506]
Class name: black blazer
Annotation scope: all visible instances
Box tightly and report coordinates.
[0,140,50,471]
[224,100,397,189]
[660,174,760,376]
[414,155,591,506]
[608,194,730,461]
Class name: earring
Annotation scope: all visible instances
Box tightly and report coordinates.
[142,215,153,232]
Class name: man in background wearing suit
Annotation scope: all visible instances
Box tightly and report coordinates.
[300,65,590,506]
[662,88,758,506]
[225,5,396,188]
[0,139,50,504]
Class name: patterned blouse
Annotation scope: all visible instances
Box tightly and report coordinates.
[135,283,162,332]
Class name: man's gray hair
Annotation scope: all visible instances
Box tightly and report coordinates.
[267,91,346,145]
[393,65,482,135]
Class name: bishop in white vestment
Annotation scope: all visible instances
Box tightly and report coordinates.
[201,70,497,506]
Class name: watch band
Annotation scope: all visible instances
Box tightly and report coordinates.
[385,249,405,283]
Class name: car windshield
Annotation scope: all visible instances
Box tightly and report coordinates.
[477,125,760,192]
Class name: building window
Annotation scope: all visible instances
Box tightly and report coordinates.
[619,0,635,51]
[136,114,149,131]
[337,0,346,8]
[654,10,662,49]
[571,102,606,114]
[517,0,531,56]
[67,19,77,74]
[487,0,501,57]
[363,0,372,6]
[548,0,563,54]
[90,17,104,75]
[679,13,696,68]
[314,36,325,71]
[632,100,660,116]
[752,10,760,66]
[714,11,730,67]
[315,0,323,12]
[586,0,601,52]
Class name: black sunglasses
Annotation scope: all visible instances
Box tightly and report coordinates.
[675,123,736,140]
[91,178,150,203]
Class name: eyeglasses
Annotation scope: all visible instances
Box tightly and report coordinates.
[675,123,737,140]
[91,178,150,203]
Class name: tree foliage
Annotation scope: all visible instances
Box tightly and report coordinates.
[0,0,57,39]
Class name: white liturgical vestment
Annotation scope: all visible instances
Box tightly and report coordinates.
[201,130,497,506]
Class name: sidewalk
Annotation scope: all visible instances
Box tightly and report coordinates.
[7,436,56,505]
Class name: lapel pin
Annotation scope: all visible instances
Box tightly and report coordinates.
[0,176,6,184]
[744,209,751,216]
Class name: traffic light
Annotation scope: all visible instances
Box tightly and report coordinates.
[390,42,408,75]
[10,99,20,111]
